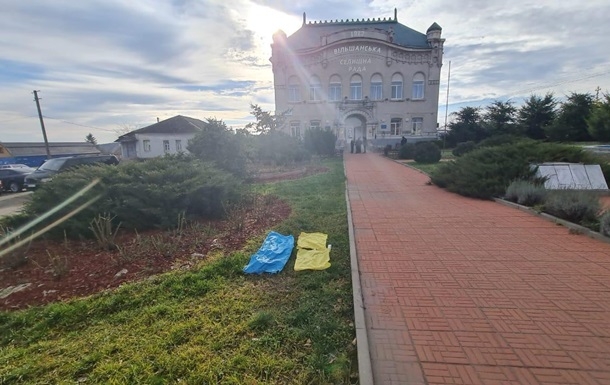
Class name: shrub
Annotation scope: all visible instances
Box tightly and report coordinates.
[22,156,242,238]
[187,118,248,178]
[414,142,441,164]
[430,141,588,199]
[452,141,477,157]
[542,190,600,225]
[303,127,336,157]
[398,143,416,159]
[477,134,530,148]
[383,144,392,156]
[505,180,547,206]
[253,131,311,166]
[600,211,610,236]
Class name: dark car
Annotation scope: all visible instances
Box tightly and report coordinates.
[0,167,35,192]
[24,155,119,190]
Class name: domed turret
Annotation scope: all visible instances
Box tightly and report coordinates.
[426,22,442,41]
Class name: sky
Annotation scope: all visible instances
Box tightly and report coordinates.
[1,0,609,144]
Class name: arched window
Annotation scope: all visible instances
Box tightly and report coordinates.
[391,73,403,100]
[412,73,425,100]
[309,75,322,101]
[288,76,300,102]
[370,73,383,101]
[350,74,362,100]
[328,75,342,101]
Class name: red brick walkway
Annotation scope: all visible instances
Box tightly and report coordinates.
[345,152,610,385]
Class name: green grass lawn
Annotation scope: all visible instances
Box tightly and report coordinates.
[0,159,356,384]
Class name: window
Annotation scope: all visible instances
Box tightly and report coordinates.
[370,74,383,101]
[412,73,425,100]
[143,140,151,152]
[328,75,342,101]
[175,140,182,151]
[290,121,301,138]
[310,120,321,130]
[391,73,403,100]
[350,74,362,100]
[390,118,402,135]
[309,75,322,101]
[163,140,170,153]
[288,76,300,102]
[411,117,423,134]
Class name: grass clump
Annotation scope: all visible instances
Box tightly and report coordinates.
[542,190,601,225]
[599,211,610,236]
[505,180,548,206]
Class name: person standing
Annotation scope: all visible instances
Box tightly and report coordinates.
[401,136,407,146]
[350,139,355,153]
[355,138,362,153]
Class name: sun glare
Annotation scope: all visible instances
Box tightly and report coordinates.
[244,3,301,49]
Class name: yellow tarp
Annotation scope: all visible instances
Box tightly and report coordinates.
[294,232,331,271]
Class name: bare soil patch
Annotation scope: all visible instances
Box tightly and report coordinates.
[1,167,329,311]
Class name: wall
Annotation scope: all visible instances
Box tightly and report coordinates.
[134,133,195,158]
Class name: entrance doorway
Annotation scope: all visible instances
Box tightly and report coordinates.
[345,114,367,153]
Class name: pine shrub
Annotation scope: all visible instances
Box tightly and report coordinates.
[398,143,416,159]
[22,156,242,238]
[430,141,587,199]
[505,180,547,206]
[542,190,601,225]
[452,141,477,157]
[414,142,441,164]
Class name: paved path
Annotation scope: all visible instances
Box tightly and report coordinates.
[345,152,610,385]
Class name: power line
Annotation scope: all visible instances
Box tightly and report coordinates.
[42,115,117,132]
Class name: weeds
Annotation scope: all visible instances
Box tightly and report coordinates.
[46,250,68,279]
[0,226,32,269]
[89,213,121,251]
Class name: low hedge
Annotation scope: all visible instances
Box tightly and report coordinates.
[430,141,590,199]
[21,156,243,238]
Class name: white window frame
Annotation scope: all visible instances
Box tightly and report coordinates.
[175,140,182,152]
[329,82,341,101]
[412,73,425,100]
[310,120,321,130]
[143,139,151,152]
[290,121,301,138]
[309,76,322,101]
[350,75,362,100]
[391,73,403,100]
[163,140,170,153]
[390,118,402,135]
[411,117,423,134]
[370,74,383,101]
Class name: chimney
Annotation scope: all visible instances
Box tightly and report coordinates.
[157,117,159,123]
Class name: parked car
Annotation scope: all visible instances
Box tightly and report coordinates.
[24,155,119,190]
[0,168,35,192]
[0,164,33,169]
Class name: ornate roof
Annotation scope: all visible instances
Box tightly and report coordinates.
[286,19,430,51]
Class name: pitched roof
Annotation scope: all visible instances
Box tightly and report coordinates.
[116,115,205,142]
[0,142,100,157]
[427,22,442,32]
[286,19,430,51]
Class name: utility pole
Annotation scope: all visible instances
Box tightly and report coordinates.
[443,60,451,150]
[33,90,51,159]
[595,86,601,101]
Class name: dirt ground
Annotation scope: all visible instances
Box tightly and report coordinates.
[0,166,328,311]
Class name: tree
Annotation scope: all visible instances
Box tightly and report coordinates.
[587,93,610,141]
[545,92,595,142]
[303,127,336,156]
[187,118,248,178]
[517,93,557,140]
[484,100,518,136]
[445,106,487,147]
[85,133,97,145]
[244,104,290,134]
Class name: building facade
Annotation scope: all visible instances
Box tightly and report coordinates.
[270,9,444,149]
[116,115,203,159]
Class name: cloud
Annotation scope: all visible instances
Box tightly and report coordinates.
[0,0,609,143]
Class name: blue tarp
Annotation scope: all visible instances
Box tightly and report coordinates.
[243,231,294,274]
